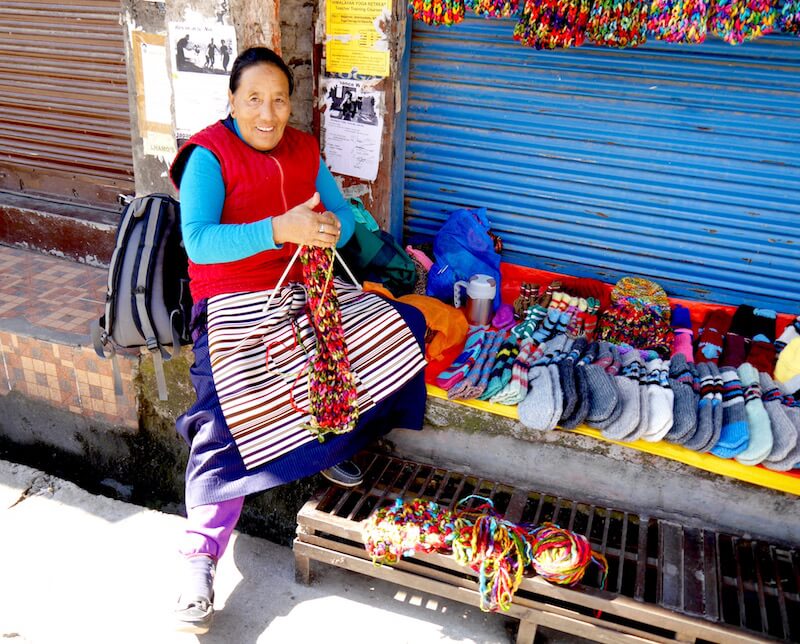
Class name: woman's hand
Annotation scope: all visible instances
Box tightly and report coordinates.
[272,192,341,249]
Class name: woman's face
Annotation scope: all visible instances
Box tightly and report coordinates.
[229,63,291,152]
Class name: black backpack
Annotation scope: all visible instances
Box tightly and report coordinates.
[91,194,192,400]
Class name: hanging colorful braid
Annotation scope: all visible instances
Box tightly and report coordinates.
[465,0,522,18]
[707,0,777,44]
[513,0,593,49]
[646,0,709,43]
[526,523,608,587]
[586,0,650,47]
[364,498,454,565]
[408,0,466,26]
[778,0,800,33]
[449,496,533,612]
[299,246,359,440]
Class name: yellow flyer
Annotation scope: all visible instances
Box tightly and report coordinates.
[326,0,391,77]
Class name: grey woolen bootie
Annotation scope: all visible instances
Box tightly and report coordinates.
[519,365,557,431]
[601,349,642,441]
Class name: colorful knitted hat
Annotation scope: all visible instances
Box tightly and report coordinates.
[587,0,650,47]
[708,0,777,44]
[409,0,466,25]
[597,277,674,357]
[513,0,593,48]
[646,0,708,43]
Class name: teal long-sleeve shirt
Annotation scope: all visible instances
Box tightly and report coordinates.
[179,121,354,264]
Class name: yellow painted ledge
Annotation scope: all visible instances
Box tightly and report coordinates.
[426,384,800,497]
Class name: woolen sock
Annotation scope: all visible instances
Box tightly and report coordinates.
[547,363,565,429]
[584,362,622,430]
[760,372,798,463]
[519,365,557,430]
[710,367,750,458]
[729,304,760,338]
[606,343,622,376]
[448,331,498,400]
[531,307,562,343]
[481,336,520,400]
[642,358,675,442]
[490,338,535,405]
[557,337,587,423]
[672,328,695,364]
[665,354,698,444]
[763,386,800,471]
[751,308,777,343]
[695,309,732,364]
[683,362,717,451]
[720,333,747,369]
[560,341,594,429]
[436,325,487,390]
[701,362,725,452]
[601,349,642,441]
[465,331,508,400]
[775,316,800,352]
[532,334,568,366]
[747,341,777,377]
[594,341,615,370]
[735,363,774,466]
[519,304,548,337]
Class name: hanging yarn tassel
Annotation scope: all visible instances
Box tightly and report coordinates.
[299,246,359,439]
[646,0,709,43]
[586,0,650,47]
[513,0,593,49]
[707,0,777,44]
[465,0,522,18]
[364,498,454,565]
[408,0,466,26]
[778,0,800,33]
[448,496,533,612]
[526,522,608,587]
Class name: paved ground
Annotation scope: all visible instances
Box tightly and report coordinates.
[0,458,532,644]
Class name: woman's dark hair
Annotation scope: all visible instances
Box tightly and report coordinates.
[229,46,294,95]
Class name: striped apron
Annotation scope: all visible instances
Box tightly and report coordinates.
[206,279,427,470]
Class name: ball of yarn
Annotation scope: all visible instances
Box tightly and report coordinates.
[527,522,608,587]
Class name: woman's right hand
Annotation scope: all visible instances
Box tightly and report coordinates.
[272,192,341,249]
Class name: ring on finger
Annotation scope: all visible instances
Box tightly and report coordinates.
[318,223,325,233]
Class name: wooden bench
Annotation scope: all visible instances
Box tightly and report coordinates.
[294,450,800,643]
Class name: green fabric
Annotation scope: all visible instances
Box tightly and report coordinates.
[338,221,416,296]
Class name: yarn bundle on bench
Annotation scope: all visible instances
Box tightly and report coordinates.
[363,495,608,612]
[299,246,359,439]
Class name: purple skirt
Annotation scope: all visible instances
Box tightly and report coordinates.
[176,297,427,508]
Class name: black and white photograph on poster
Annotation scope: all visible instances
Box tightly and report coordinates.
[322,80,383,181]
[169,20,237,140]
[326,82,380,126]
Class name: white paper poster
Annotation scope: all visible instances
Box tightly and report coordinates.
[168,20,237,140]
[322,81,383,181]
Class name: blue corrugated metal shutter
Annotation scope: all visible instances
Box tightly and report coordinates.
[404,17,800,313]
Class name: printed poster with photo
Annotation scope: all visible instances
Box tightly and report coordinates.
[168,20,237,141]
[322,80,383,181]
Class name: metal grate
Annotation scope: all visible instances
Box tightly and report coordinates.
[311,452,800,642]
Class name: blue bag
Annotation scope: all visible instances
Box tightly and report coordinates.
[426,207,502,308]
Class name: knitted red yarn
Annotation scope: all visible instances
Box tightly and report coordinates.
[300,246,359,439]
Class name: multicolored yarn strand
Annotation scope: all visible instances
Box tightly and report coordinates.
[299,246,359,440]
[408,0,466,26]
[362,496,607,613]
[364,498,454,565]
[777,0,800,33]
[449,496,532,612]
[513,0,593,48]
[708,0,777,44]
[646,0,708,42]
[586,0,650,47]
[465,0,522,18]
[526,522,609,587]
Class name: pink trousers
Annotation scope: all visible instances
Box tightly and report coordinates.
[180,497,244,560]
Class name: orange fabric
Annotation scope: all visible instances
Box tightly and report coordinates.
[363,281,395,300]
[398,294,469,363]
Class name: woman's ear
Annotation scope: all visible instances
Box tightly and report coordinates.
[227,89,234,117]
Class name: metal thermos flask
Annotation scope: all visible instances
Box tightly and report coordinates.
[453,274,496,326]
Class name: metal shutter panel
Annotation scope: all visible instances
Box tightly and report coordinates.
[404,17,800,312]
[0,0,134,206]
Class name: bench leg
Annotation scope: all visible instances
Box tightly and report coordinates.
[294,550,312,585]
[516,618,538,644]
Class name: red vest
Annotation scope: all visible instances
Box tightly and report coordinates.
[170,121,322,301]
